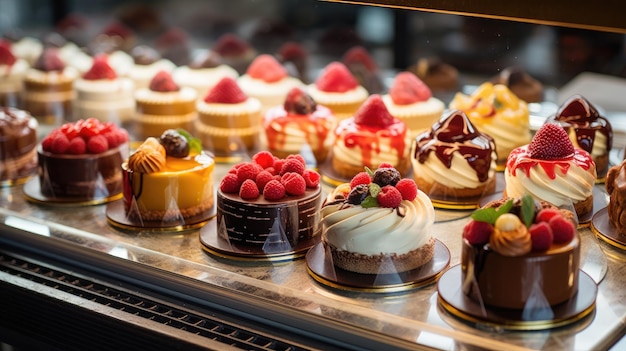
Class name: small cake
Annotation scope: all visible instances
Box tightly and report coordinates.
[321,165,436,274]
[38,118,129,199]
[382,71,445,136]
[0,107,38,183]
[122,130,214,222]
[505,123,596,218]
[412,110,497,202]
[342,46,384,94]
[490,66,544,103]
[128,45,176,90]
[172,50,238,99]
[263,87,335,165]
[195,76,261,158]
[449,82,530,168]
[408,57,459,93]
[154,27,191,66]
[330,94,411,180]
[217,151,322,248]
[307,61,369,121]
[606,161,626,234]
[213,33,257,75]
[133,70,198,140]
[461,195,580,309]
[73,54,135,124]
[23,47,78,123]
[0,39,29,108]
[7,35,42,66]
[547,95,613,179]
[276,41,308,84]
[237,54,304,112]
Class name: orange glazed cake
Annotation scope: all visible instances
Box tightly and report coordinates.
[195,76,261,158]
[0,39,29,108]
[133,70,198,140]
[263,87,335,165]
[0,107,38,183]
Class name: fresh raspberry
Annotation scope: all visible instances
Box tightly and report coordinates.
[228,163,243,174]
[67,137,86,154]
[529,222,554,251]
[236,162,262,183]
[302,169,320,188]
[342,46,378,73]
[50,133,70,154]
[549,215,576,244]
[86,135,109,154]
[252,151,275,168]
[350,172,371,188]
[462,219,493,245]
[264,167,276,175]
[315,62,359,93]
[354,94,395,128]
[280,158,305,175]
[204,77,247,104]
[281,172,306,196]
[0,39,17,66]
[219,173,241,193]
[255,170,274,193]
[59,122,79,140]
[263,179,286,200]
[378,162,393,169]
[246,54,287,83]
[395,178,418,201]
[535,208,562,223]
[83,54,116,80]
[239,179,260,199]
[78,118,100,138]
[41,135,55,152]
[286,154,306,166]
[528,123,575,160]
[149,70,180,92]
[377,185,402,208]
[273,158,285,174]
[102,131,119,148]
[389,71,431,104]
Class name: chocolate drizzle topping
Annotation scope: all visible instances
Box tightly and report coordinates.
[415,110,495,182]
[551,95,613,153]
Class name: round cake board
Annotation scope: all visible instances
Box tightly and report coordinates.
[591,206,626,251]
[437,265,597,331]
[106,199,216,233]
[199,219,319,262]
[1,174,34,188]
[306,239,450,293]
[23,177,122,207]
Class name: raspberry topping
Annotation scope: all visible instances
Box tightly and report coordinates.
[0,39,16,66]
[213,33,250,57]
[377,185,402,208]
[67,136,86,154]
[236,162,262,183]
[350,172,371,188]
[462,219,493,245]
[280,158,305,175]
[41,118,128,155]
[239,179,260,199]
[353,94,395,128]
[281,172,306,196]
[86,135,109,154]
[246,54,287,83]
[34,48,65,72]
[315,62,359,93]
[527,123,575,160]
[389,72,432,104]
[529,222,553,251]
[252,150,275,168]
[344,165,417,210]
[83,54,117,80]
[284,87,316,115]
[219,173,241,193]
[149,70,180,92]
[204,77,247,104]
[395,178,418,201]
[302,169,320,188]
[263,179,286,200]
[549,215,576,243]
[255,170,274,193]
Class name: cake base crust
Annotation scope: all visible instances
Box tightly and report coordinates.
[414,175,495,200]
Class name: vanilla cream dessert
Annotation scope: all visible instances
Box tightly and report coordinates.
[0,39,28,108]
[321,166,436,274]
[505,123,596,218]
[173,50,238,99]
[450,82,530,168]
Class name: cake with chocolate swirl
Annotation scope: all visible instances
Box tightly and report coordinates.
[0,107,37,184]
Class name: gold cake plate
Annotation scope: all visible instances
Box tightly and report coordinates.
[1,173,34,188]
[23,177,122,207]
[306,240,450,293]
[199,219,320,262]
[591,206,626,251]
[106,199,216,233]
[437,265,597,331]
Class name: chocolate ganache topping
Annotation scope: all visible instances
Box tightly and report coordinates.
[551,95,613,154]
[131,45,161,65]
[415,110,495,182]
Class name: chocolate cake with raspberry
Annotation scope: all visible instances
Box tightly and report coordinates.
[37,118,129,200]
[216,151,322,249]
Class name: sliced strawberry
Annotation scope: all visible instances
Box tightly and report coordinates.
[389,71,432,104]
[204,77,247,104]
[315,62,359,92]
[528,123,575,160]
[353,94,395,127]
[149,70,180,92]
[0,39,16,66]
[83,54,117,80]
[246,54,287,83]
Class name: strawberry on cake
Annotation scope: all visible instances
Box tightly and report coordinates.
[73,54,135,124]
[382,71,444,136]
[307,61,369,121]
[195,76,262,158]
[505,123,597,218]
[0,39,29,108]
[128,45,176,90]
[321,165,436,274]
[172,50,238,99]
[329,94,411,180]
[217,151,322,249]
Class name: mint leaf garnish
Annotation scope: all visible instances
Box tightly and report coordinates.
[365,166,374,177]
[369,183,381,198]
[471,199,513,225]
[361,196,379,208]
[177,128,202,154]
[521,194,535,228]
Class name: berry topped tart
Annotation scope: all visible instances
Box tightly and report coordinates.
[320,164,437,274]
[28,118,129,204]
[505,123,597,219]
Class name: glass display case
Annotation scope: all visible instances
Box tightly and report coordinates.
[1,1,625,350]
